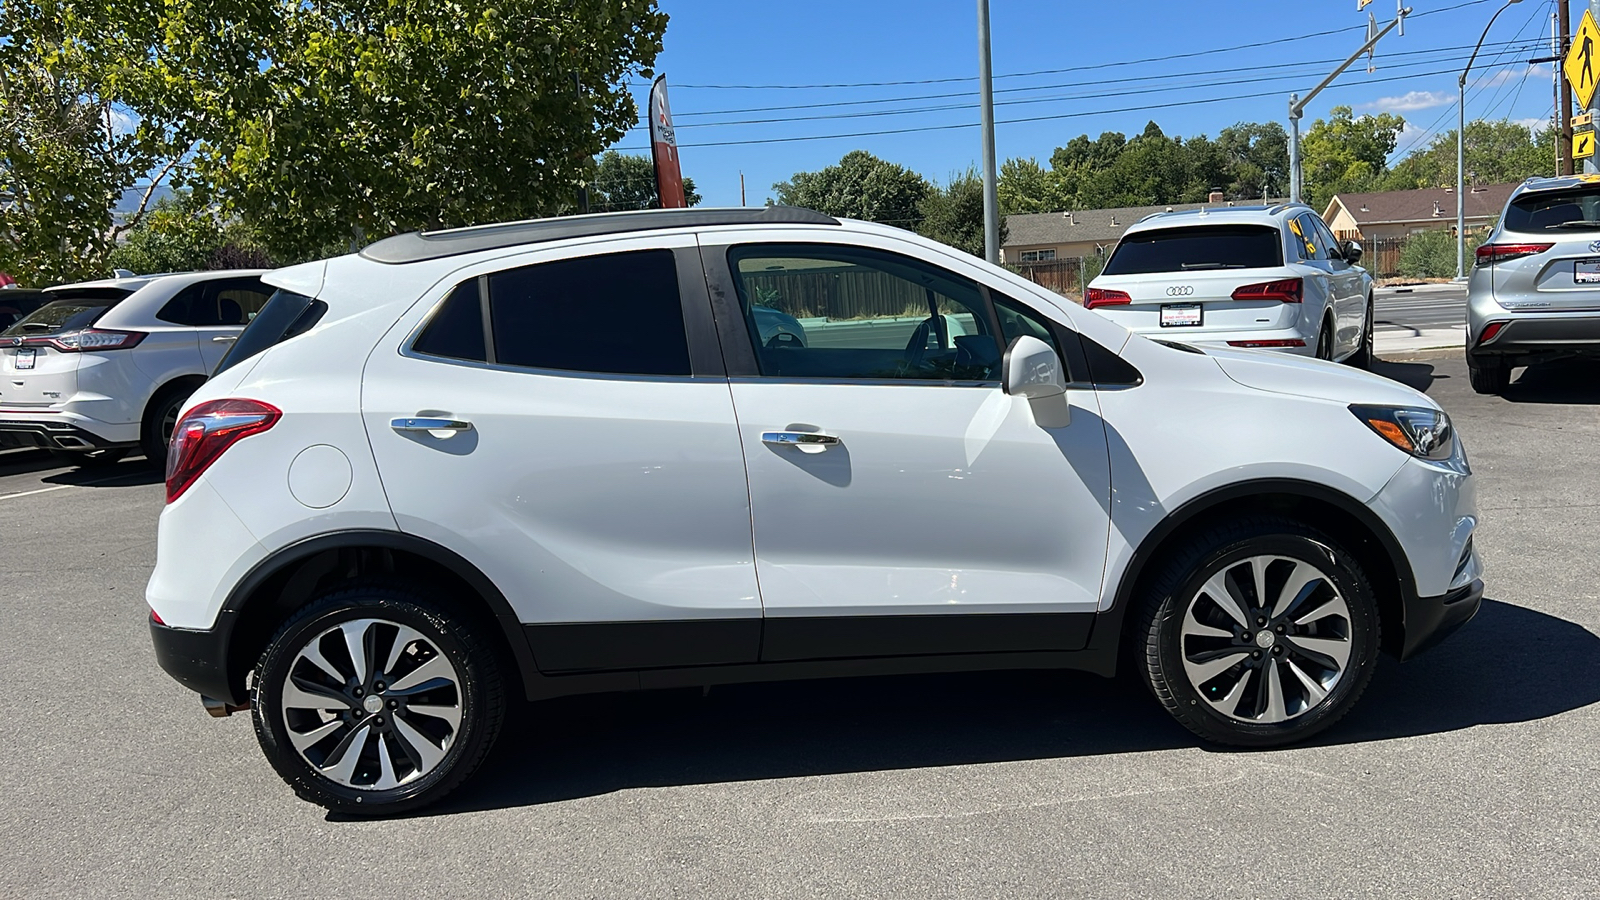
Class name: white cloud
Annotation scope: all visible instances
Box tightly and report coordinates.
[107,107,140,135]
[1390,120,1441,161]
[1362,90,1454,113]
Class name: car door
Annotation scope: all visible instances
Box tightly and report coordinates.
[1308,216,1365,353]
[362,235,763,673]
[700,234,1112,662]
[190,278,274,371]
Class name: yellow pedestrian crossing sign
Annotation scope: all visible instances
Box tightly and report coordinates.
[1575,130,1595,161]
[1566,9,1600,109]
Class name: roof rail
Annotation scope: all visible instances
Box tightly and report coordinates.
[1266,201,1313,215]
[360,206,840,265]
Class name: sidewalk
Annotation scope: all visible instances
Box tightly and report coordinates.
[1375,324,1462,357]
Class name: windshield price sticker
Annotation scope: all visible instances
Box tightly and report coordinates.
[1160,303,1203,327]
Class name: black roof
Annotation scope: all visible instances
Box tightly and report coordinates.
[360,206,840,265]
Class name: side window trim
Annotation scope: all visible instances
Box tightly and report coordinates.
[476,274,495,365]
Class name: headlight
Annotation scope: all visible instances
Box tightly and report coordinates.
[1349,404,1455,461]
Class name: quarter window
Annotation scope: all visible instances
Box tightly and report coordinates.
[412,281,487,362]
[727,244,1001,381]
[488,249,690,376]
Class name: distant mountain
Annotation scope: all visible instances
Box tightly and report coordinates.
[113,184,175,222]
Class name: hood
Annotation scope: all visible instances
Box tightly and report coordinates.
[1206,346,1439,409]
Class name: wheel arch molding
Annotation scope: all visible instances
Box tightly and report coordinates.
[209,530,541,706]
[1087,478,1420,669]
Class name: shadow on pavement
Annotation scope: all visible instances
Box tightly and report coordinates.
[400,597,1597,819]
[1503,358,1600,405]
[1368,358,1438,392]
[40,455,163,488]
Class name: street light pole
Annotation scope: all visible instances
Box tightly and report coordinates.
[977,0,999,264]
[1458,0,1523,281]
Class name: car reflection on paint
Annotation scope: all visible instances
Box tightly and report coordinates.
[752,304,807,348]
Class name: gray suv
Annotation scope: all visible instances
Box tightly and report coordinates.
[1467,175,1600,393]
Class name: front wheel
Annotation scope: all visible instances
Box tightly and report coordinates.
[1137,517,1380,747]
[252,587,506,815]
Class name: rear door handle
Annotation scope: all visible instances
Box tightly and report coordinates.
[761,430,839,453]
[211,335,238,343]
[391,417,473,434]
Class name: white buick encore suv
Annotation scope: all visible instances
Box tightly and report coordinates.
[147,207,1481,814]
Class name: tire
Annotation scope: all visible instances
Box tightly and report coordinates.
[141,384,196,465]
[1314,318,1334,361]
[252,586,506,815]
[1346,297,1375,369]
[1468,358,1510,394]
[1136,516,1380,747]
[47,447,129,468]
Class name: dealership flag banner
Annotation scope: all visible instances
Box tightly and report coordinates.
[649,75,686,209]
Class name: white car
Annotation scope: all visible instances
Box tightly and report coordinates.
[0,270,270,465]
[1084,204,1375,364]
[146,208,1480,815]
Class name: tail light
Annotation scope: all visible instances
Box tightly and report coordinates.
[1231,278,1303,303]
[1227,338,1306,348]
[165,399,281,503]
[18,329,146,352]
[1475,243,1552,266]
[1084,287,1132,309]
[1477,321,1507,344]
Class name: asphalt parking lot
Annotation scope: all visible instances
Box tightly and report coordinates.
[2,353,1597,899]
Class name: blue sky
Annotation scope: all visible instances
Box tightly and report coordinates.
[614,0,1563,207]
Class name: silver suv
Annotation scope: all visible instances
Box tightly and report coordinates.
[1467,175,1600,393]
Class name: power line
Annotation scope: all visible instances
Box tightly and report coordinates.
[611,57,1533,152]
[655,37,1544,123]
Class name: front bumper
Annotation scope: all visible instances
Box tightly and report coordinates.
[150,615,242,705]
[1398,578,1483,660]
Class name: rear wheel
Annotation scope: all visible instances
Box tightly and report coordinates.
[1314,318,1334,360]
[1468,358,1510,394]
[141,384,196,465]
[1137,517,1380,747]
[252,586,506,815]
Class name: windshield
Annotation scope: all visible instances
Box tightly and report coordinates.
[0,298,119,336]
[1102,225,1283,275]
[1503,187,1600,232]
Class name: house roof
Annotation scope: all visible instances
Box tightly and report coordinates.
[1324,183,1518,227]
[1004,198,1289,248]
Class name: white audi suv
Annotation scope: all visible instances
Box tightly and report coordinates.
[1084,204,1375,364]
[146,207,1479,814]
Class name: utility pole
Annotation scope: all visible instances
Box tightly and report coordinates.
[1561,0,1575,175]
[977,0,999,264]
[1288,1,1411,203]
[1556,11,1565,175]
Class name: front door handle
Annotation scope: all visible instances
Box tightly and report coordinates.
[391,417,474,434]
[211,335,238,343]
[761,430,839,453]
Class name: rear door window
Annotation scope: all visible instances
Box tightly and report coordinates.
[158,278,273,326]
[213,289,326,375]
[1103,225,1283,275]
[1503,186,1600,232]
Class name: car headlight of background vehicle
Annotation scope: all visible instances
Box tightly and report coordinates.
[1349,404,1455,461]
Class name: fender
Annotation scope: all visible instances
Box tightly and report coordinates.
[1079,477,1418,672]
[217,529,543,701]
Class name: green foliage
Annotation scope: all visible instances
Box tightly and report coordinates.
[589,151,700,212]
[107,192,273,274]
[1299,105,1405,209]
[154,0,669,260]
[0,0,185,284]
[773,150,932,229]
[1383,121,1556,190]
[997,121,1289,215]
[915,169,1003,257]
[1396,227,1489,279]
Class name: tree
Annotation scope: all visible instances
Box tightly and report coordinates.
[107,192,273,274]
[1216,121,1288,199]
[1383,120,1555,190]
[152,0,669,260]
[998,157,1066,215]
[774,150,932,229]
[1300,105,1405,208]
[0,0,184,284]
[589,151,700,212]
[916,169,1003,257]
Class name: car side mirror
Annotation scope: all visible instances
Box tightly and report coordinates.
[1002,335,1070,427]
[1341,240,1363,263]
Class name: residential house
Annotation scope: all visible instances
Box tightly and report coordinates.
[1321,183,1518,241]
[1002,192,1288,264]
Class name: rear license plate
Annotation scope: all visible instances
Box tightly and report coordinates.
[13,348,35,370]
[1160,303,1203,327]
[1576,260,1600,284]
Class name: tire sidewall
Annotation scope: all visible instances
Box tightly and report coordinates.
[252,592,496,814]
[141,386,193,464]
[1152,532,1379,746]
